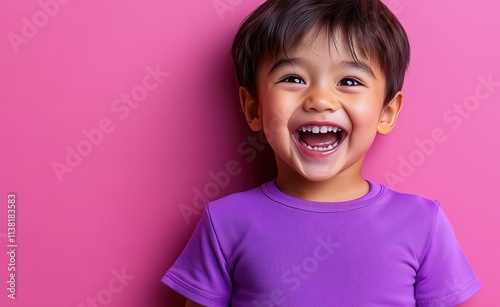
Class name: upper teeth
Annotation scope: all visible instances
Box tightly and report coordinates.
[299,125,342,133]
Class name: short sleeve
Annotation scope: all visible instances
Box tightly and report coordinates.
[161,207,232,306]
[415,201,482,306]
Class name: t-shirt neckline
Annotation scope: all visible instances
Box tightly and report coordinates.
[261,179,387,213]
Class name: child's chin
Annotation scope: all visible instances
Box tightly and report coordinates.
[299,170,338,183]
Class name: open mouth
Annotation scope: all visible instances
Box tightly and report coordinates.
[297,125,346,152]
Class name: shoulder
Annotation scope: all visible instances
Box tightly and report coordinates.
[206,184,268,214]
[371,183,457,264]
[377,182,442,219]
[371,182,445,243]
[198,183,278,258]
[202,183,271,231]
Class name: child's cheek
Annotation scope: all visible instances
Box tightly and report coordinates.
[263,115,287,144]
[348,101,382,128]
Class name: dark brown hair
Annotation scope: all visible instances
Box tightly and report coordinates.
[231,0,410,106]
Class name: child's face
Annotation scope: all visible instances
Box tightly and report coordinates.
[240,30,402,185]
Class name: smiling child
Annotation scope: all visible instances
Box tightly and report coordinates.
[162,0,482,306]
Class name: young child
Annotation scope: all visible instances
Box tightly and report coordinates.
[162,0,482,305]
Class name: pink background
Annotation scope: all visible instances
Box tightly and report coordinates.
[1,0,498,306]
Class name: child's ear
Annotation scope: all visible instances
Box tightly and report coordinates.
[378,91,403,135]
[239,86,263,131]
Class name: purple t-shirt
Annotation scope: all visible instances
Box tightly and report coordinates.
[162,180,481,306]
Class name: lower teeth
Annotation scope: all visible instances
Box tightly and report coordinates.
[300,140,339,151]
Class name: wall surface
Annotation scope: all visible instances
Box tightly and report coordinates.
[1,0,498,306]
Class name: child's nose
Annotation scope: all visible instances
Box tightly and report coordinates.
[303,86,340,113]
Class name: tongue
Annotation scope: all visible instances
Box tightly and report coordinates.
[300,132,339,147]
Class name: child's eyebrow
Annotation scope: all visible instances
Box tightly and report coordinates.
[268,58,304,76]
[339,60,377,79]
[267,58,377,80]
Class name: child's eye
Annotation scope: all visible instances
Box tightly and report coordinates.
[280,76,305,84]
[338,78,362,86]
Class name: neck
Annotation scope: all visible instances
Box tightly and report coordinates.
[275,161,369,202]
